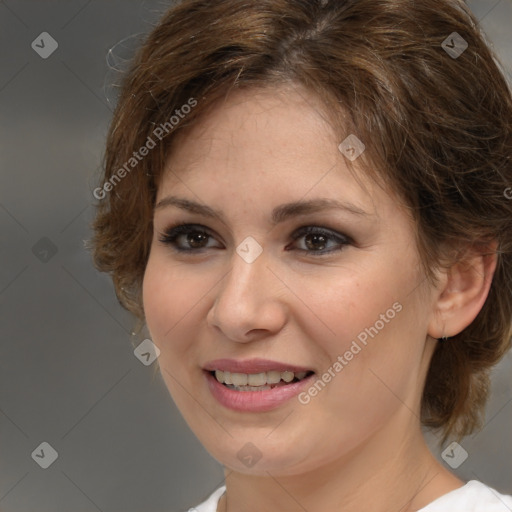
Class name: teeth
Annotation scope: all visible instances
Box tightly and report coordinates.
[248,373,266,386]
[213,370,310,387]
[281,371,294,383]
[233,373,248,386]
[267,370,281,384]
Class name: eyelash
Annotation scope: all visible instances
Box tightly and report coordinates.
[157,223,351,256]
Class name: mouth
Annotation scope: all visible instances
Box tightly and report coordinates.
[202,358,317,411]
[207,369,315,392]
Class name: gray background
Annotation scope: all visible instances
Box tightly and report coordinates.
[0,1,511,511]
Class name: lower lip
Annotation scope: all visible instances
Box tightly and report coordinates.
[204,370,315,412]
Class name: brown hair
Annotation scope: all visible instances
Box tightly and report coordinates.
[88,0,512,443]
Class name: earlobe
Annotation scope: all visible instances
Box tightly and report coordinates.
[427,241,498,340]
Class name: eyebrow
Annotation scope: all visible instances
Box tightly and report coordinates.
[154,195,372,225]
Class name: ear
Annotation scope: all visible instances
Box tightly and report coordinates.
[427,241,498,339]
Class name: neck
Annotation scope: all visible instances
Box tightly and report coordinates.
[219,416,463,512]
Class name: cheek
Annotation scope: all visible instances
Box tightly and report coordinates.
[142,255,205,408]
[308,264,396,351]
[142,253,201,354]
[314,258,424,400]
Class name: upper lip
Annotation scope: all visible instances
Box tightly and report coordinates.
[203,358,314,374]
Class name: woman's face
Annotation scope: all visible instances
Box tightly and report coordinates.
[142,85,440,476]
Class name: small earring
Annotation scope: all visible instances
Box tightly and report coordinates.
[439,335,449,342]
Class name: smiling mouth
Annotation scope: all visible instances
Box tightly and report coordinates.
[209,369,315,391]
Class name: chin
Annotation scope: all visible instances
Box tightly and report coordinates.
[204,439,313,477]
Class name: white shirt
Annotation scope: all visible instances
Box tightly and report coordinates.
[189,481,512,512]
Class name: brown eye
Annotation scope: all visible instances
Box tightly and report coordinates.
[288,226,350,255]
[158,223,351,256]
[304,232,329,251]
[185,231,209,248]
[158,224,219,252]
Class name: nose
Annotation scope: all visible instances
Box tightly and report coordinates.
[206,245,288,343]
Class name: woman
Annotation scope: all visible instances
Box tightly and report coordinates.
[89,0,512,510]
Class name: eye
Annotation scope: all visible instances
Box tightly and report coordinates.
[158,223,219,252]
[287,226,351,255]
[157,223,351,256]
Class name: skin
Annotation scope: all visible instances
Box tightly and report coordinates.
[142,84,497,512]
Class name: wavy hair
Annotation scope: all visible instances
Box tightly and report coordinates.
[88,0,512,443]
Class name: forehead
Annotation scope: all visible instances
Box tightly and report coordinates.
[168,85,339,165]
[156,85,404,225]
